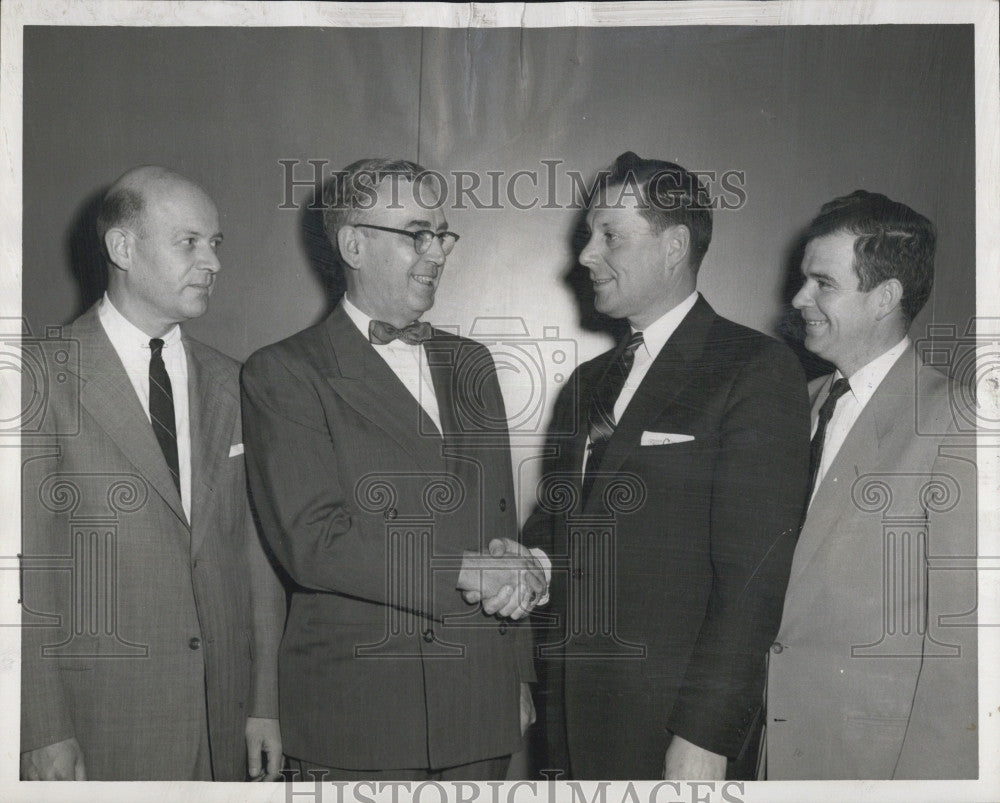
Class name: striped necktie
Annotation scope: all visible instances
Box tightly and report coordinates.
[583,331,644,497]
[149,338,180,495]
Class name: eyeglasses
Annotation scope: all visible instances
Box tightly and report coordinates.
[353,224,460,255]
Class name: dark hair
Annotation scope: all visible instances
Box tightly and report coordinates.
[321,157,429,266]
[805,190,935,323]
[592,151,714,272]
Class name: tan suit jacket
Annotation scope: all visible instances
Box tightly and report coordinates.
[766,347,977,779]
[21,304,284,780]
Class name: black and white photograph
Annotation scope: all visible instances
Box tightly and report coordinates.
[1,2,997,802]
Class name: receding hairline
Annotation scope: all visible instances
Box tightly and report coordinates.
[108,166,211,212]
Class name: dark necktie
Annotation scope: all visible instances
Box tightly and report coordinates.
[369,319,433,345]
[149,338,180,495]
[807,377,851,498]
[583,331,644,496]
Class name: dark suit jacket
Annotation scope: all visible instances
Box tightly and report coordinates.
[766,348,977,779]
[241,302,533,771]
[524,295,810,779]
[20,304,284,780]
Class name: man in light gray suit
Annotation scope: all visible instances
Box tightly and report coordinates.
[765,191,977,779]
[20,166,285,780]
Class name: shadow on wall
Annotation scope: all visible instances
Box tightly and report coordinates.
[774,230,836,382]
[300,197,347,323]
[561,204,627,343]
[65,185,110,323]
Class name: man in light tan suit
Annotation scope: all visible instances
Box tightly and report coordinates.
[20,166,285,780]
[765,191,977,779]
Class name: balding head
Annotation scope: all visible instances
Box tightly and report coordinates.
[98,166,223,336]
[97,166,210,258]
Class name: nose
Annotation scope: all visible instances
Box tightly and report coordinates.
[200,244,221,274]
[579,233,600,268]
[423,236,446,267]
[791,280,811,310]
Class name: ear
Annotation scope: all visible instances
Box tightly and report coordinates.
[104,227,133,271]
[337,225,362,271]
[661,224,691,270]
[873,277,904,321]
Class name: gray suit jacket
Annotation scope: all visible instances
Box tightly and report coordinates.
[766,346,978,779]
[20,304,284,780]
[241,302,533,771]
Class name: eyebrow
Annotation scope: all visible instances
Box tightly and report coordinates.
[405,219,448,232]
[176,228,223,239]
[802,266,836,283]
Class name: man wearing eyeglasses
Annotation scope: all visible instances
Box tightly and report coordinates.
[241,158,544,780]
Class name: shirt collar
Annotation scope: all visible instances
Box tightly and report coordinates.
[632,291,699,361]
[99,293,182,351]
[838,336,910,408]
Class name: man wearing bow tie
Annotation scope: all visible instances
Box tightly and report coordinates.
[764,192,977,779]
[523,152,811,779]
[241,158,544,780]
[20,166,285,781]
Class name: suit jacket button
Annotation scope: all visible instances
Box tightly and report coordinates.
[386,508,398,520]
[422,629,434,643]
[771,642,784,654]
[499,622,508,635]
[499,498,507,512]
[189,637,201,650]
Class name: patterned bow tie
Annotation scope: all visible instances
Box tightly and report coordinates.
[368,319,433,346]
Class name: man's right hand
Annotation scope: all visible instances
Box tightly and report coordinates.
[21,737,87,780]
[457,540,547,620]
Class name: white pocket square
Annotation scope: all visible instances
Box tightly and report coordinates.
[640,431,695,446]
[228,443,244,457]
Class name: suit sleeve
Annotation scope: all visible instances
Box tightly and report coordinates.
[244,493,286,720]
[522,368,581,556]
[20,349,76,753]
[20,463,77,753]
[666,341,811,757]
[240,347,468,620]
[893,427,978,778]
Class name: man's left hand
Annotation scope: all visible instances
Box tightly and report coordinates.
[520,682,537,736]
[662,735,726,779]
[246,717,283,781]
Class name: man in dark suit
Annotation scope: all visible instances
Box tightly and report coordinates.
[241,158,545,780]
[765,192,977,779]
[20,166,285,780]
[524,152,811,779]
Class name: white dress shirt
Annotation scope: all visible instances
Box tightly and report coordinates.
[342,296,443,435]
[809,336,910,506]
[583,291,700,472]
[98,293,192,521]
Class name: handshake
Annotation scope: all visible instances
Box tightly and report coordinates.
[457,538,549,620]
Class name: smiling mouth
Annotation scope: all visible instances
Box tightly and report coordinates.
[803,319,827,328]
[412,275,435,286]
[592,277,614,287]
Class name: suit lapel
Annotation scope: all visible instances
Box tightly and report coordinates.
[186,338,238,555]
[584,297,713,506]
[322,305,443,469]
[789,350,916,583]
[71,306,188,528]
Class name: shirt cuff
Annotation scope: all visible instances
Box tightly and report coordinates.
[529,547,551,606]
